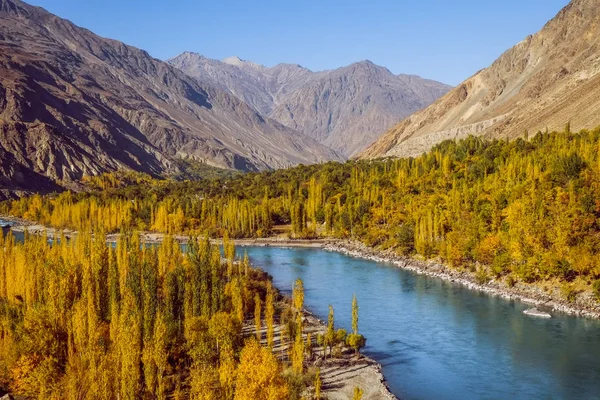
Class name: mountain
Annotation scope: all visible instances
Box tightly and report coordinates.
[0,0,343,196]
[169,53,451,156]
[360,0,600,159]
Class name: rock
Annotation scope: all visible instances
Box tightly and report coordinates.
[523,308,552,318]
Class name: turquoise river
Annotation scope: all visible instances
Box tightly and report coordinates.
[241,246,600,400]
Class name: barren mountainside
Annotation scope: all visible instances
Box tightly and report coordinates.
[361,0,600,159]
[169,53,451,156]
[0,0,343,196]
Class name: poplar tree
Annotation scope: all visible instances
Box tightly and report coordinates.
[265,281,275,350]
[324,305,335,358]
[314,368,322,400]
[353,386,364,400]
[254,293,262,341]
[346,294,366,357]
[234,340,289,400]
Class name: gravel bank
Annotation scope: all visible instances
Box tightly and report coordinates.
[323,240,600,319]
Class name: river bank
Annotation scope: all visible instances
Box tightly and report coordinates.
[1,216,334,248]
[322,240,600,319]
[263,307,397,400]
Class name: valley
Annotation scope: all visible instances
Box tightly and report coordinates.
[2,0,600,399]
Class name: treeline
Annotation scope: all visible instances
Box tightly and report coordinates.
[0,231,295,399]
[5,127,600,287]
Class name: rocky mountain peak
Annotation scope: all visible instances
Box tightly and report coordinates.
[341,59,394,78]
[171,53,451,156]
[223,55,265,70]
[354,59,376,67]
[223,55,244,65]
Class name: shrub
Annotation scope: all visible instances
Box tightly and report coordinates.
[560,283,577,303]
[593,280,600,301]
[475,267,489,285]
[505,275,516,288]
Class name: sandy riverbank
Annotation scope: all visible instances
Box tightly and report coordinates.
[301,312,396,400]
[248,306,397,400]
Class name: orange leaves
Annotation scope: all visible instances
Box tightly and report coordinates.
[475,234,502,266]
[10,354,42,394]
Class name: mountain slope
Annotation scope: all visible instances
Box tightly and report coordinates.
[169,53,451,156]
[360,0,600,159]
[0,0,342,195]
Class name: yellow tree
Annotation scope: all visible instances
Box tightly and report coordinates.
[190,364,219,400]
[234,340,288,400]
[219,346,236,400]
[314,368,322,400]
[153,313,169,400]
[346,294,366,357]
[118,293,142,400]
[265,282,275,350]
[353,386,364,400]
[254,293,262,341]
[291,333,304,375]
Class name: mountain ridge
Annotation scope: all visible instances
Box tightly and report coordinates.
[360,0,600,160]
[0,0,344,196]
[169,52,451,156]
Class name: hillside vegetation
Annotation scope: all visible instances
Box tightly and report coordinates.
[5,126,600,293]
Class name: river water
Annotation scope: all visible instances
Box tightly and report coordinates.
[241,246,600,400]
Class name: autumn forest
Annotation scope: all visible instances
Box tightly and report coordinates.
[3,127,600,398]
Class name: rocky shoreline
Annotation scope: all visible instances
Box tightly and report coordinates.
[322,240,600,319]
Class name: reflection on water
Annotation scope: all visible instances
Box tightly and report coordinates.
[242,246,600,400]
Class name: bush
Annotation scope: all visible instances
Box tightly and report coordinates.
[475,267,489,285]
[560,283,577,303]
[593,280,600,301]
[505,275,517,288]
[395,223,415,255]
[551,153,586,184]
[492,251,511,278]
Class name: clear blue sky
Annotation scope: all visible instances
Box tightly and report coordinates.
[28,0,569,85]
